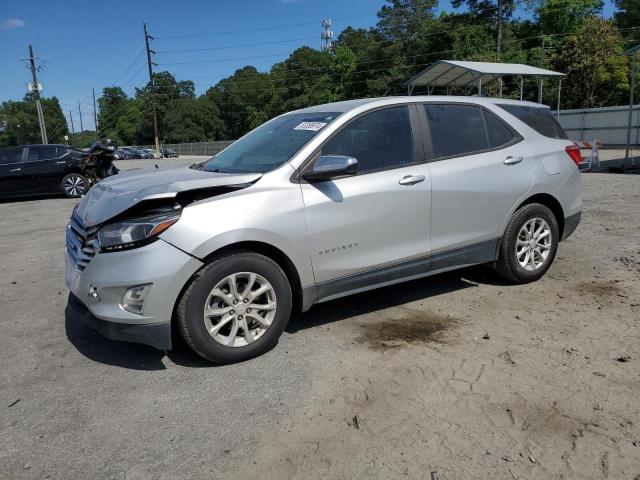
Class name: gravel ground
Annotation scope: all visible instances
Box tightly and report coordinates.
[0,168,639,480]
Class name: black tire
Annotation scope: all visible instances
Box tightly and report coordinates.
[495,203,559,284]
[177,251,292,364]
[61,173,90,198]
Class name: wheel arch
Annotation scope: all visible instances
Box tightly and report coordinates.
[515,193,565,239]
[186,241,306,314]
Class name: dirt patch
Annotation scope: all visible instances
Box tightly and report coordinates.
[574,280,622,296]
[355,308,456,350]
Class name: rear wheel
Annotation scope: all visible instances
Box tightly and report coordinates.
[61,173,89,198]
[495,203,559,283]
[177,251,292,364]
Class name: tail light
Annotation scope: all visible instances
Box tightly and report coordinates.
[565,144,583,166]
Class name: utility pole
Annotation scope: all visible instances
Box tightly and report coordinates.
[69,110,75,135]
[92,87,99,139]
[538,35,545,103]
[78,101,84,133]
[26,45,48,144]
[144,22,160,157]
[496,0,503,57]
[625,48,637,164]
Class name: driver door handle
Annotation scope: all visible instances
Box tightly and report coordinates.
[399,175,425,186]
[9,168,21,172]
[504,156,523,165]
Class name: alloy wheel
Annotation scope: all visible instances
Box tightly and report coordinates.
[516,217,552,271]
[64,175,86,197]
[203,272,277,347]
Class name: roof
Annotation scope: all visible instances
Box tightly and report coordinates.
[291,97,393,114]
[407,60,565,88]
[291,95,546,115]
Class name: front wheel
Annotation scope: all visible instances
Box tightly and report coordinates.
[495,203,559,283]
[61,173,90,198]
[177,251,292,364]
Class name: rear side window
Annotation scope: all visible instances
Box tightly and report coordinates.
[0,147,23,164]
[27,146,60,161]
[424,104,488,158]
[483,110,516,148]
[497,104,567,139]
[322,106,414,174]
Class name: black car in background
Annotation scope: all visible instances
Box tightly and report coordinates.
[162,147,179,158]
[130,148,154,159]
[0,144,92,198]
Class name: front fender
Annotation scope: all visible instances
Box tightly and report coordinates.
[159,182,315,291]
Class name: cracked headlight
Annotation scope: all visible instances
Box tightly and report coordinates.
[98,212,180,252]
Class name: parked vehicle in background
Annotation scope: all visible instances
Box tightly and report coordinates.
[162,147,179,158]
[143,148,161,159]
[0,141,119,198]
[120,148,136,159]
[131,149,154,159]
[65,96,581,364]
[114,148,134,160]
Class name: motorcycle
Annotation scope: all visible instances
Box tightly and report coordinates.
[80,138,120,186]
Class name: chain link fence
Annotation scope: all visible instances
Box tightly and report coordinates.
[128,141,235,156]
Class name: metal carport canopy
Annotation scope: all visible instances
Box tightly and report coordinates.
[407,60,565,90]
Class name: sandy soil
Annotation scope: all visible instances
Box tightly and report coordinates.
[0,172,638,480]
[224,173,640,480]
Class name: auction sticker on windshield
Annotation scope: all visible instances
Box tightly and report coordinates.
[294,121,328,131]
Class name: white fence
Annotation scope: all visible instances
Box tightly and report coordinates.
[558,105,640,147]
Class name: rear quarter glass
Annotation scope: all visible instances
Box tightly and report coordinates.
[497,104,568,140]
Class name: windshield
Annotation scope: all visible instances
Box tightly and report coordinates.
[202,112,340,173]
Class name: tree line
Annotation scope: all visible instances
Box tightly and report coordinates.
[1,0,638,147]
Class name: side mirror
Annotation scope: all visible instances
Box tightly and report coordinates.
[302,155,358,181]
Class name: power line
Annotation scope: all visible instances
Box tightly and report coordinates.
[111,47,146,85]
[156,36,317,54]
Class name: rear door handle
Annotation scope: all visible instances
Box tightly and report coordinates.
[399,175,425,186]
[55,161,66,164]
[504,156,523,165]
[9,168,21,172]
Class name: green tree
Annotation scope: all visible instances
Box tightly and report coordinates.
[614,0,640,43]
[206,66,271,139]
[0,95,69,147]
[97,87,129,140]
[553,17,629,108]
[527,0,603,36]
[135,71,196,143]
[163,97,225,143]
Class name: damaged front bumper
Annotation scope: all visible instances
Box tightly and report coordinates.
[65,238,203,350]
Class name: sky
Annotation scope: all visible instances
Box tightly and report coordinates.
[0,0,617,131]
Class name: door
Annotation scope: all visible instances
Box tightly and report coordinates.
[21,145,68,193]
[421,103,535,257]
[300,105,431,295]
[0,147,26,196]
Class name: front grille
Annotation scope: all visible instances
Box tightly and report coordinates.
[66,214,99,271]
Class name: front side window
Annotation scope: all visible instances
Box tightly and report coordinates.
[321,106,414,174]
[203,112,340,174]
[424,104,488,159]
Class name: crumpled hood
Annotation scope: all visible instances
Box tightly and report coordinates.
[74,167,262,227]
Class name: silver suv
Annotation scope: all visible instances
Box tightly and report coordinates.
[65,96,581,363]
